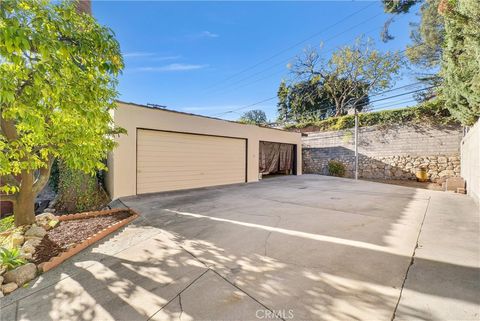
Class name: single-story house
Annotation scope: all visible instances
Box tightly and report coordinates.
[105,101,302,199]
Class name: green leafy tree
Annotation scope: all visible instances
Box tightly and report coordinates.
[277,78,370,123]
[382,0,444,92]
[291,37,401,116]
[439,0,480,125]
[238,110,268,125]
[383,0,419,14]
[277,81,290,123]
[0,0,124,226]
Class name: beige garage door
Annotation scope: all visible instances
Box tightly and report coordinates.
[136,129,246,194]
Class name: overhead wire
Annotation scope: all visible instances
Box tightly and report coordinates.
[202,1,377,92]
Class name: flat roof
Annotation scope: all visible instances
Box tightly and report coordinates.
[116,100,293,133]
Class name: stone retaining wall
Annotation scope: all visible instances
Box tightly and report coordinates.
[302,124,463,181]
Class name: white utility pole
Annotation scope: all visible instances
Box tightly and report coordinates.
[354,109,359,180]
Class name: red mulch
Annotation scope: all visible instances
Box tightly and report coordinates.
[32,210,132,265]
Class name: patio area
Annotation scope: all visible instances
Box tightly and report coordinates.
[1,175,478,321]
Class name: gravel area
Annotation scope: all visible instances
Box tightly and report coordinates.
[32,210,132,264]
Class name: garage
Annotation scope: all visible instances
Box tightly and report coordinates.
[136,129,246,194]
[106,101,302,198]
[259,141,296,177]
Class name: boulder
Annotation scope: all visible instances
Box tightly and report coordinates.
[23,238,42,248]
[24,225,46,239]
[2,282,18,294]
[35,213,59,230]
[3,263,37,286]
[19,251,32,260]
[11,233,25,248]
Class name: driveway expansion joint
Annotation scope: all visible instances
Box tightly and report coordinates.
[178,242,286,321]
[147,269,209,321]
[391,197,431,321]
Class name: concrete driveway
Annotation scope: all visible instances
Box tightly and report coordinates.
[1,175,479,321]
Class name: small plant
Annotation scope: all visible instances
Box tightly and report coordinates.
[0,216,15,233]
[328,160,346,177]
[0,247,25,270]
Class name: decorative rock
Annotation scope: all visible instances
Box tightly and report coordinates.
[2,282,18,294]
[21,243,36,254]
[36,212,55,221]
[24,225,47,239]
[23,238,42,248]
[3,263,37,286]
[36,212,59,231]
[0,276,3,284]
[438,156,447,164]
[10,233,25,248]
[439,169,455,178]
[19,252,32,260]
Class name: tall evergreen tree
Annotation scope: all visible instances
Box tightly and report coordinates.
[439,0,480,125]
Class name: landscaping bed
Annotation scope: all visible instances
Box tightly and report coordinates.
[0,208,138,297]
[32,210,133,265]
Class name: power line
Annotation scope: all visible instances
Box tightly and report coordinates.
[207,13,419,97]
[288,84,437,119]
[211,42,430,119]
[215,82,437,119]
[267,98,421,127]
[203,2,377,92]
[211,24,386,96]
[209,44,427,119]
[213,96,277,117]
[207,11,386,95]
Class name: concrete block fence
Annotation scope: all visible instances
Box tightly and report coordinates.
[302,124,463,181]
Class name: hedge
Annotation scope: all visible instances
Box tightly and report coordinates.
[285,99,459,131]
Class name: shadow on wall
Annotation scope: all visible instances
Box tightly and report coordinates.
[303,146,460,181]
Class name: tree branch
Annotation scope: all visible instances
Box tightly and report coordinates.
[0,116,18,141]
[1,174,20,187]
[32,156,54,196]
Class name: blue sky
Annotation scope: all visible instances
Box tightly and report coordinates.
[93,1,421,121]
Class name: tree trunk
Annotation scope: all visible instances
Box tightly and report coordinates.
[13,171,36,226]
[335,101,343,117]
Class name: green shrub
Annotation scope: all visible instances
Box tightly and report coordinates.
[328,161,346,177]
[0,216,14,233]
[49,159,60,193]
[0,247,25,270]
[285,99,458,131]
[55,161,110,214]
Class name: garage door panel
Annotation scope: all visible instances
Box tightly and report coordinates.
[138,168,246,176]
[136,130,246,194]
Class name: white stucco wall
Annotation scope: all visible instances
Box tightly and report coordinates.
[106,102,302,198]
[461,119,480,206]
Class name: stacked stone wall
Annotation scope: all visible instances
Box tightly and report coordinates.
[302,124,463,181]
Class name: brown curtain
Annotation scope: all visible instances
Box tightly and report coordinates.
[259,142,294,174]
